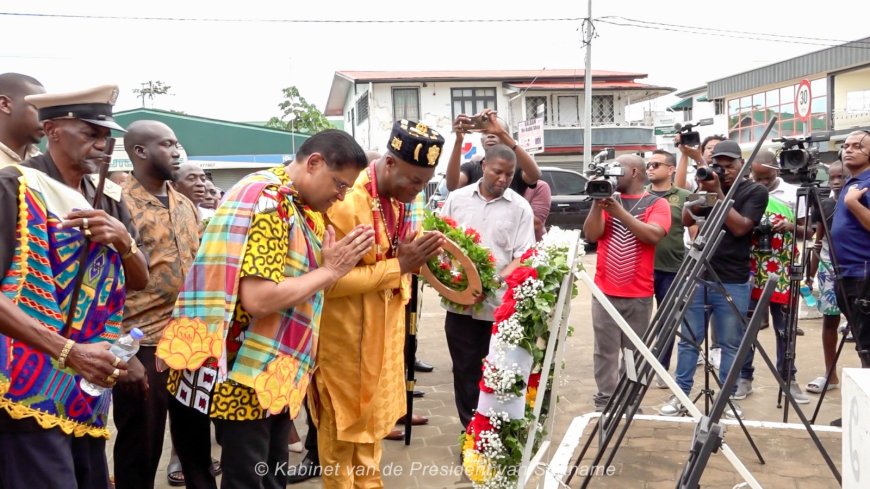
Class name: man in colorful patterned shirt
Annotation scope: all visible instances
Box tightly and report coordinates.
[113,120,201,489]
[584,154,670,411]
[156,129,374,489]
[735,151,810,403]
[0,85,149,488]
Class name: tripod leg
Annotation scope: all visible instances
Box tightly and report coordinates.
[810,329,850,424]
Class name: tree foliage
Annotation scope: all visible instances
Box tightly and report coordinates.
[133,80,172,108]
[266,86,332,134]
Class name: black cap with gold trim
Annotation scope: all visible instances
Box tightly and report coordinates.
[387,119,444,168]
[25,84,126,132]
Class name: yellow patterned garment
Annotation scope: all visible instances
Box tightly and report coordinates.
[169,166,296,421]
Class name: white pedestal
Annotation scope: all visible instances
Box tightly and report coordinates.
[843,368,870,489]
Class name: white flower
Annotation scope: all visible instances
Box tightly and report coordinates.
[493,315,523,346]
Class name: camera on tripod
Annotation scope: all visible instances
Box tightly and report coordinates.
[585,148,623,199]
[772,133,829,184]
[673,118,714,148]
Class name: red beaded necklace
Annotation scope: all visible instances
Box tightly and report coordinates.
[366,161,407,261]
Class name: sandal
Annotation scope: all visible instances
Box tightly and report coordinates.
[806,376,839,394]
[167,469,184,487]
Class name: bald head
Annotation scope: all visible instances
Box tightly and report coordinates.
[0,73,44,99]
[124,119,181,182]
[124,120,174,153]
[616,154,645,172]
[173,161,207,204]
[614,154,646,193]
[0,73,46,148]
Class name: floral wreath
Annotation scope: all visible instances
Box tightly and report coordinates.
[421,211,501,311]
[460,228,582,488]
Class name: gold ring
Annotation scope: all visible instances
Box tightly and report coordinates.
[105,374,116,383]
[112,356,121,367]
[112,368,120,378]
[84,229,92,238]
[82,217,89,229]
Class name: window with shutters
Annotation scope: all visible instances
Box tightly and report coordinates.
[525,96,547,120]
[451,88,497,119]
[356,92,369,124]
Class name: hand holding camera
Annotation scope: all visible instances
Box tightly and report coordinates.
[455,109,496,134]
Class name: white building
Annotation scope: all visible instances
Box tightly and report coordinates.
[324,69,674,173]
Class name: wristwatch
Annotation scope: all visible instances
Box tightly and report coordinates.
[121,235,139,260]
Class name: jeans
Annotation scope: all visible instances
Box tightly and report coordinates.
[653,270,678,370]
[675,280,751,395]
[740,301,796,382]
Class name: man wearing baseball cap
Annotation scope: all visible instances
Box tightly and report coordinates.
[660,139,769,419]
[0,85,148,488]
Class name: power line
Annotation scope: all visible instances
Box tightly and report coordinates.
[607,16,870,47]
[0,11,584,24]
[597,17,870,50]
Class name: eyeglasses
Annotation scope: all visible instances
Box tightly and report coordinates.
[332,175,352,195]
[646,162,671,169]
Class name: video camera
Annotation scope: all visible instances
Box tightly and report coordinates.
[585,148,623,198]
[673,118,714,148]
[772,133,829,184]
[696,165,724,182]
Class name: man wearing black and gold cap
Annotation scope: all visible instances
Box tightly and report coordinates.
[312,120,445,488]
[0,85,149,489]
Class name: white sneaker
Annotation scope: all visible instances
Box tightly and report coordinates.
[710,348,721,370]
[658,395,687,416]
[732,378,753,400]
[789,381,811,404]
[724,402,743,419]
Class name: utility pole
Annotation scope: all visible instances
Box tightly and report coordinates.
[582,0,593,172]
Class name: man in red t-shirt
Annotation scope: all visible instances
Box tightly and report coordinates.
[583,154,671,410]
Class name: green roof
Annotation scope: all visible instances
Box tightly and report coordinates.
[112,108,310,156]
[669,98,693,111]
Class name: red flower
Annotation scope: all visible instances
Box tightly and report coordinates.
[452,273,465,284]
[442,216,458,228]
[467,413,494,440]
[520,248,538,261]
[488,254,496,264]
[439,261,451,271]
[465,227,481,244]
[528,372,542,389]
[479,377,494,394]
[491,322,500,335]
[505,266,538,289]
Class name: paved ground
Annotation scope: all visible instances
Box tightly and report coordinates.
[108,251,858,488]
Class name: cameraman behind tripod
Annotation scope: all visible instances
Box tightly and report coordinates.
[832,131,870,370]
[660,140,769,418]
[735,151,811,404]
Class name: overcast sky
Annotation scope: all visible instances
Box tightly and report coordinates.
[3,0,868,125]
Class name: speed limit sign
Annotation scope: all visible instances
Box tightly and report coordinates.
[795,79,812,121]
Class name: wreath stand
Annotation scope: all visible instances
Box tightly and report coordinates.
[517,230,584,487]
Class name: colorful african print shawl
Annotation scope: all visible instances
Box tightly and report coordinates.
[156,168,323,416]
[0,166,125,438]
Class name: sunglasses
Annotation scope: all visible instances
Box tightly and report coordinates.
[646,162,671,170]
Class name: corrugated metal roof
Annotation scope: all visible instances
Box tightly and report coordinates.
[113,108,309,156]
[707,37,870,99]
[506,81,673,91]
[336,69,646,82]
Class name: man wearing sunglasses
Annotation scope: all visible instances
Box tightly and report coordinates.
[645,150,690,387]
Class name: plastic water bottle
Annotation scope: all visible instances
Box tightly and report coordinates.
[79,328,144,396]
[799,285,817,309]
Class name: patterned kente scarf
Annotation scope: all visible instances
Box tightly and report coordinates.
[156,168,324,416]
[0,166,125,438]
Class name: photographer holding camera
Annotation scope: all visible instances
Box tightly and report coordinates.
[732,151,810,403]
[660,140,768,418]
[583,154,670,411]
[832,130,870,369]
[674,133,726,191]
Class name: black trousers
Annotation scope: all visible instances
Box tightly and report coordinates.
[168,396,217,489]
[112,346,170,489]
[302,399,319,463]
[836,276,870,360]
[0,411,109,489]
[445,311,493,429]
[213,414,291,489]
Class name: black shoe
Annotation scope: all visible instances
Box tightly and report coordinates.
[796,327,805,336]
[830,418,842,427]
[414,360,434,372]
[413,390,425,398]
[287,457,321,484]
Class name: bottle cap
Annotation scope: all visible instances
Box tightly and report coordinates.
[130,328,144,340]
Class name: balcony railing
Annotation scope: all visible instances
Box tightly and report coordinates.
[516,125,656,148]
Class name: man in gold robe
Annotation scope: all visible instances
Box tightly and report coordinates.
[313,120,445,488]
